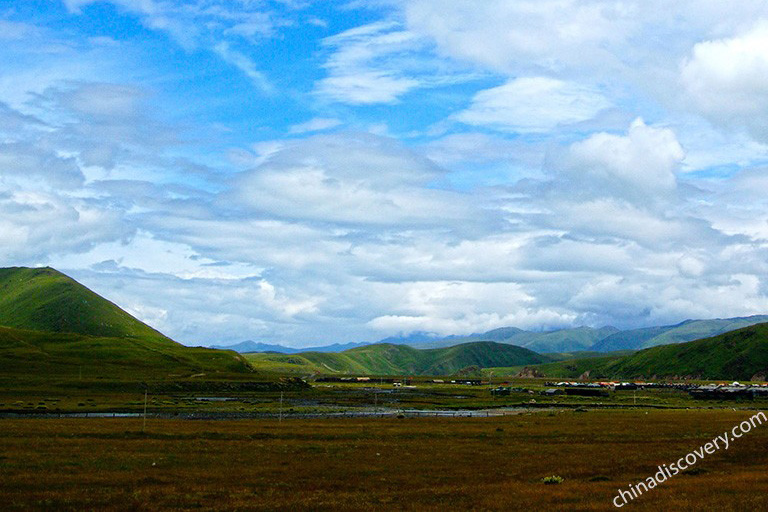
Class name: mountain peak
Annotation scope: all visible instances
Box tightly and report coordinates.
[0,266,170,342]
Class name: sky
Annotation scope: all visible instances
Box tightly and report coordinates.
[3,1,768,347]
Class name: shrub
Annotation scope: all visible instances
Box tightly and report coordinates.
[541,475,564,485]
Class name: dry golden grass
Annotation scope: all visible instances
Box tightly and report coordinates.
[1,409,767,511]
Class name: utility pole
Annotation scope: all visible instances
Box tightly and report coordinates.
[279,391,284,423]
[489,371,494,400]
[142,385,148,433]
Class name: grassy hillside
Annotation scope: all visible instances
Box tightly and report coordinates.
[605,322,768,380]
[483,352,632,379]
[0,325,253,380]
[0,267,171,342]
[245,342,553,376]
[544,350,635,362]
[494,323,768,381]
[592,316,768,351]
[510,326,620,352]
[0,267,254,380]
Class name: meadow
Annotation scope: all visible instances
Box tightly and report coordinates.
[6,376,767,416]
[1,409,767,511]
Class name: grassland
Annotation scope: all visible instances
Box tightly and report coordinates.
[2,409,767,511]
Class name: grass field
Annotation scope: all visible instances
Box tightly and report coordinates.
[2,409,767,511]
[4,376,768,416]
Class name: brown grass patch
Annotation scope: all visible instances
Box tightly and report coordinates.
[1,409,767,510]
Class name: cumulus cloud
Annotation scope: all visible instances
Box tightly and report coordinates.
[57,82,145,119]
[554,118,684,204]
[682,21,768,141]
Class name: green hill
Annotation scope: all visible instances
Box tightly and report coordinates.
[0,325,252,380]
[0,267,253,379]
[592,316,768,351]
[0,267,171,342]
[500,323,768,381]
[605,322,768,380]
[245,341,553,376]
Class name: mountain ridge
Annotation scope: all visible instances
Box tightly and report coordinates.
[244,341,553,376]
[223,316,768,354]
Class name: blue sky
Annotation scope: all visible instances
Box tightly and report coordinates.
[3,1,768,347]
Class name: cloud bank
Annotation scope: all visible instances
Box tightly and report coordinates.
[2,1,768,347]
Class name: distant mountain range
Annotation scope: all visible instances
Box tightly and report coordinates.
[406,326,620,352]
[244,322,768,381]
[5,265,768,382]
[219,315,768,354]
[210,340,371,354]
[244,341,552,376]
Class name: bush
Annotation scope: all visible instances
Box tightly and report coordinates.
[541,475,564,485]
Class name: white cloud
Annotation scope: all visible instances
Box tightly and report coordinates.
[68,83,143,117]
[0,141,85,190]
[0,188,131,264]
[557,118,684,203]
[314,19,478,105]
[214,42,273,94]
[231,133,481,228]
[316,71,419,105]
[65,0,279,88]
[456,77,611,133]
[682,21,768,141]
[425,1,632,75]
[0,20,38,40]
[315,21,425,104]
[404,0,768,75]
[367,280,576,335]
[288,117,342,134]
